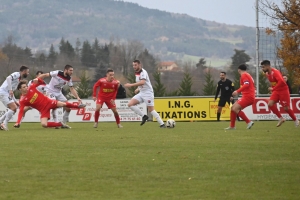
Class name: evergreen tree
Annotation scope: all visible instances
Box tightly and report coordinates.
[47,44,57,68]
[178,69,197,96]
[153,69,166,97]
[202,68,216,95]
[126,73,137,97]
[76,71,92,98]
[230,49,251,89]
[75,38,81,58]
[259,72,270,94]
[81,40,96,68]
[93,62,107,83]
[38,53,46,67]
[64,40,75,60]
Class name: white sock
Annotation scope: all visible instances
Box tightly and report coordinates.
[129,106,144,117]
[63,111,70,123]
[0,112,7,123]
[151,110,164,125]
[52,109,58,122]
[4,109,15,124]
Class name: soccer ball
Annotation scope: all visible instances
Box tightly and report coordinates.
[166,119,176,128]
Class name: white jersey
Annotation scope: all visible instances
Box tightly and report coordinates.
[135,69,153,94]
[0,72,21,92]
[45,70,73,94]
[28,79,47,94]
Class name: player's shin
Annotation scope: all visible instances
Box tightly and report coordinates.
[269,104,282,118]
[230,110,237,128]
[65,102,78,108]
[63,110,70,123]
[4,109,15,124]
[0,112,7,123]
[237,110,250,123]
[94,110,100,122]
[52,109,58,122]
[151,110,164,125]
[114,113,120,124]
[129,105,144,117]
[286,108,297,121]
[47,122,62,127]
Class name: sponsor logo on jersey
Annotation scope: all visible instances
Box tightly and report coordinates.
[29,93,38,104]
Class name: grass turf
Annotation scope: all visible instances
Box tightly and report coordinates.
[0,121,299,200]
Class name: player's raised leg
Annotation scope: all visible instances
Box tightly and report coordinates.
[127,97,148,125]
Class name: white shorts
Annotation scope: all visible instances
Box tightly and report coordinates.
[46,91,67,102]
[0,91,14,107]
[133,93,154,106]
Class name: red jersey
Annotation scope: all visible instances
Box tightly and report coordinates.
[265,68,288,92]
[93,77,119,100]
[236,72,255,97]
[17,78,56,123]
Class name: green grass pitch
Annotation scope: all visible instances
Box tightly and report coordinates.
[0,121,299,200]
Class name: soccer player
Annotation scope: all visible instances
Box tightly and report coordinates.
[93,68,123,128]
[14,79,86,129]
[0,66,29,131]
[38,65,82,124]
[225,64,255,130]
[214,72,235,121]
[124,59,166,128]
[260,60,299,127]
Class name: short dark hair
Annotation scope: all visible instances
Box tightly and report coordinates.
[260,60,271,66]
[17,80,28,90]
[36,71,43,75]
[20,66,28,71]
[133,59,140,64]
[238,64,247,71]
[220,72,226,75]
[64,64,73,70]
[106,68,114,73]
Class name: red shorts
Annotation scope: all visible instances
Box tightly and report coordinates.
[96,98,116,109]
[270,90,290,107]
[40,100,58,119]
[236,96,255,109]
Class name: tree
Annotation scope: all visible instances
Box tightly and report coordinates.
[153,69,166,97]
[230,49,251,88]
[259,0,300,86]
[81,40,96,68]
[259,72,270,94]
[196,57,207,70]
[126,73,137,97]
[177,68,197,96]
[76,71,93,98]
[202,68,216,95]
[93,62,107,83]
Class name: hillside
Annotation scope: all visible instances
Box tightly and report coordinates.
[0,0,256,60]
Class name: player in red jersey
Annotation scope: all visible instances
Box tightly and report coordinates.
[14,79,86,129]
[92,68,123,128]
[260,60,299,127]
[225,64,255,130]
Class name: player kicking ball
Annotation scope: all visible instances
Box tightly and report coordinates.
[225,64,255,130]
[13,79,86,129]
[92,68,123,128]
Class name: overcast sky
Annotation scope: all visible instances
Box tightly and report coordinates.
[123,0,258,27]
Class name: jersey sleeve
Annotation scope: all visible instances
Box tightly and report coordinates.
[272,70,286,91]
[16,101,25,124]
[140,71,147,80]
[10,72,20,80]
[93,80,101,97]
[49,71,59,77]
[236,74,250,93]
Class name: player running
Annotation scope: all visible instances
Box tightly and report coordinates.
[38,65,82,125]
[124,59,166,128]
[14,79,86,129]
[260,60,299,127]
[225,64,255,130]
[92,68,123,128]
[0,66,29,131]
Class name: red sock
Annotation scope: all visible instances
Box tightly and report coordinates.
[66,102,78,108]
[114,113,120,124]
[230,110,237,128]
[286,108,297,121]
[47,122,62,127]
[94,111,100,122]
[269,104,282,118]
[238,110,250,124]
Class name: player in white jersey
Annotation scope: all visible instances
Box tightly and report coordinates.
[0,66,29,130]
[124,60,166,128]
[38,65,82,125]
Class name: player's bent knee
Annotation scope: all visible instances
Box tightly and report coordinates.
[41,123,48,128]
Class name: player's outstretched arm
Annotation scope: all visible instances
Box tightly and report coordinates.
[37,73,50,80]
[14,104,25,128]
[70,87,82,103]
[124,79,146,88]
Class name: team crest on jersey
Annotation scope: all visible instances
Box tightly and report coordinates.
[148,100,151,103]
